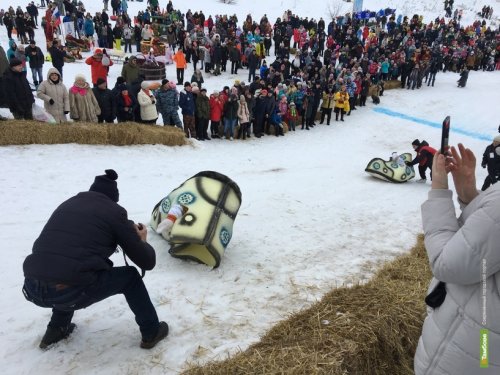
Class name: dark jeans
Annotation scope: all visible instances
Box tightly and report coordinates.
[123,39,132,53]
[231,61,238,74]
[176,68,184,84]
[22,266,160,340]
[320,108,332,124]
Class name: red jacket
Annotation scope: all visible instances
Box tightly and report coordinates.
[209,96,224,121]
[415,145,437,166]
[85,56,113,85]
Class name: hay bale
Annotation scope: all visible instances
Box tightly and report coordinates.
[0,120,186,146]
[384,80,401,90]
[183,235,431,375]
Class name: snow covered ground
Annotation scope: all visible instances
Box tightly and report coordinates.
[0,0,499,374]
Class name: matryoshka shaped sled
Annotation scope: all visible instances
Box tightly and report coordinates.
[365,153,415,183]
[150,171,242,268]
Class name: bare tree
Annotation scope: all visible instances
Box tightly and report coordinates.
[219,0,237,4]
[328,0,344,21]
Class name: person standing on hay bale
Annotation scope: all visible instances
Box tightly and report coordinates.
[69,73,101,122]
[37,67,69,123]
[22,169,169,350]
[1,58,34,120]
[414,143,500,375]
[137,81,158,124]
[92,78,117,124]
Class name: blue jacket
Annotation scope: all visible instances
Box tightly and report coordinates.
[179,89,195,115]
[84,19,94,36]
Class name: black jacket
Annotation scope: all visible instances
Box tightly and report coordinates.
[48,45,66,68]
[25,45,44,69]
[92,87,117,121]
[23,192,156,285]
[482,144,500,179]
[1,68,34,113]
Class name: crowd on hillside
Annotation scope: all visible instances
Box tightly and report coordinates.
[0,0,499,139]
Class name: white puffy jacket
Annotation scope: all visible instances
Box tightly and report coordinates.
[415,184,500,374]
[137,89,158,122]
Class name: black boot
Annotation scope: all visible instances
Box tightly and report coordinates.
[39,323,76,349]
[140,321,169,349]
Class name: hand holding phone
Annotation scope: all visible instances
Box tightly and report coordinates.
[440,116,450,154]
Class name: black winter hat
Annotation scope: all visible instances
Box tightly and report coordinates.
[116,83,128,92]
[116,76,125,85]
[411,139,421,146]
[96,77,107,86]
[89,169,119,202]
[9,58,23,67]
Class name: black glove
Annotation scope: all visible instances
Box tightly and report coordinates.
[405,161,412,166]
[49,99,55,105]
[64,111,69,115]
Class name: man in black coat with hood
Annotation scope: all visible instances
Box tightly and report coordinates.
[2,58,35,119]
[22,170,168,350]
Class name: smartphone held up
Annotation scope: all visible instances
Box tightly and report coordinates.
[440,116,450,155]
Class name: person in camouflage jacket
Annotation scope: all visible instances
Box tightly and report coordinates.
[155,80,182,128]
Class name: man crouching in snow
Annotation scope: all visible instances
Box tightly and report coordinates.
[22,169,169,350]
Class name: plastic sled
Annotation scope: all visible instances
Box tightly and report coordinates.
[365,153,415,183]
[151,171,242,268]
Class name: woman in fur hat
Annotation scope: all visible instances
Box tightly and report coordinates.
[69,73,101,122]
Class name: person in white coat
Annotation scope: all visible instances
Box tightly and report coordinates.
[414,143,500,375]
[137,81,158,124]
[37,67,70,123]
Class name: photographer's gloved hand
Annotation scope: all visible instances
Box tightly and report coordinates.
[156,204,187,235]
[405,161,412,166]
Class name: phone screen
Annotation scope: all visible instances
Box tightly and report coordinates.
[440,116,450,154]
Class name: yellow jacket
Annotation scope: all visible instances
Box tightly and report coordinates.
[334,91,350,111]
[321,92,335,109]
